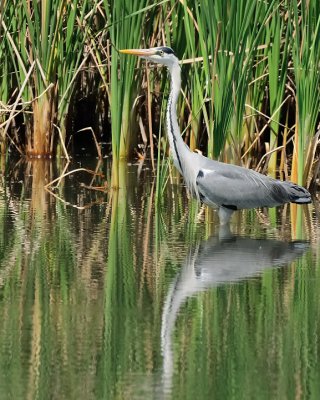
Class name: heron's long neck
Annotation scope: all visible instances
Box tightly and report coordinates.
[167,63,190,175]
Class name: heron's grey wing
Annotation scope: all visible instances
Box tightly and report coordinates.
[196,163,290,209]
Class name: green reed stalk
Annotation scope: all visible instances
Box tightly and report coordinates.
[181,2,205,151]
[266,4,290,177]
[0,6,10,154]
[0,1,25,154]
[155,99,170,205]
[292,0,320,186]
[242,39,269,165]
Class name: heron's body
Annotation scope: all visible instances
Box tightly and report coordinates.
[120,46,311,224]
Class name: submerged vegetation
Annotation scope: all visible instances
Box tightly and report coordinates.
[0,0,319,187]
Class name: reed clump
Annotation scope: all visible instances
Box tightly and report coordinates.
[0,0,319,187]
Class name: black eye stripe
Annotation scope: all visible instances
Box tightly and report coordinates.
[161,46,175,55]
[157,46,177,57]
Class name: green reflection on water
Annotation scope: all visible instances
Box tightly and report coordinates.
[0,160,319,400]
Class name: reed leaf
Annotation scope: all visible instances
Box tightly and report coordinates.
[291,0,320,186]
[267,3,290,176]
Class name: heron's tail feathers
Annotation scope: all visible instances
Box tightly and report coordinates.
[282,182,312,204]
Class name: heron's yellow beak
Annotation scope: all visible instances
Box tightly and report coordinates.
[119,49,157,57]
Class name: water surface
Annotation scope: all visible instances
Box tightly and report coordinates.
[0,159,319,399]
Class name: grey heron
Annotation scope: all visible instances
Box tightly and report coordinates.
[120,47,311,224]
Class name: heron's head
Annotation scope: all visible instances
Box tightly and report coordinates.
[120,46,179,69]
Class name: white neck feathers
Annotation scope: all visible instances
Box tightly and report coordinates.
[166,63,190,175]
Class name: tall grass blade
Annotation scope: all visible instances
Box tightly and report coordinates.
[292,0,320,186]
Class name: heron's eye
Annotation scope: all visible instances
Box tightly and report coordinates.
[158,50,164,57]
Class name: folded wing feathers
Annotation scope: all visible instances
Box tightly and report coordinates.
[196,164,311,209]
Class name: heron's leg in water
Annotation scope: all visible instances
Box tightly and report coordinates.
[218,207,234,225]
[218,224,233,240]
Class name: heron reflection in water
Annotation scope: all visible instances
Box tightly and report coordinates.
[161,228,309,394]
